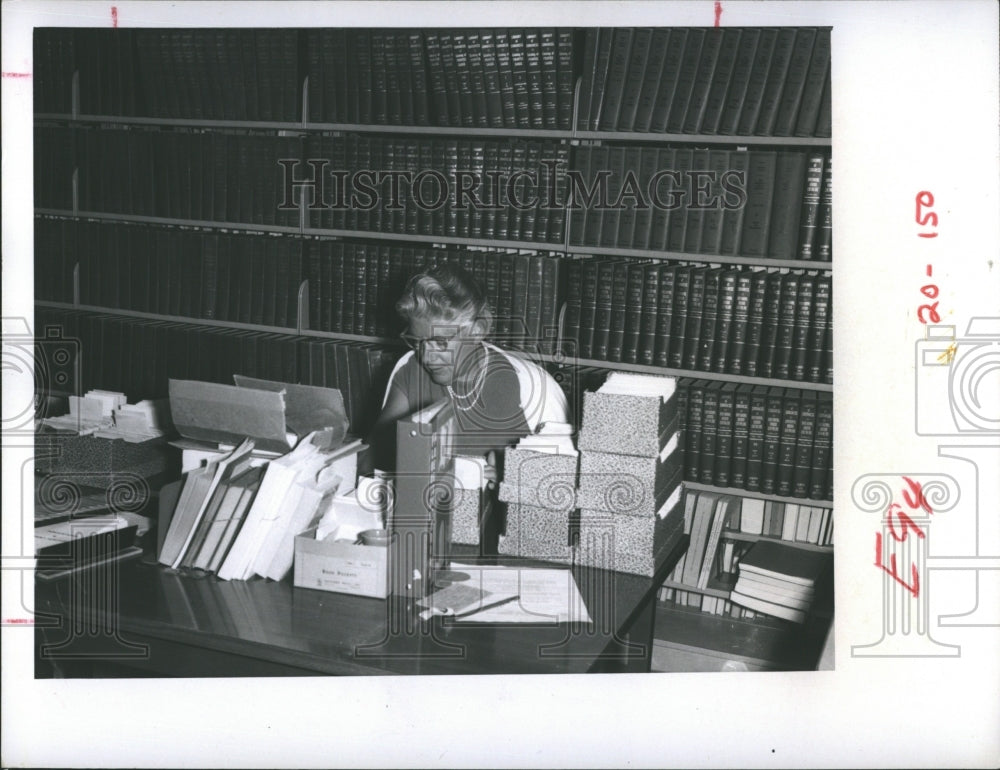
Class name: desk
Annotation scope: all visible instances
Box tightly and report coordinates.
[35,538,686,677]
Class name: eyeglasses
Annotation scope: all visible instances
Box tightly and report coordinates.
[399,328,463,351]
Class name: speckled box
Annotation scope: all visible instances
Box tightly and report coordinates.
[576,444,682,517]
[578,389,678,458]
[575,492,686,576]
[498,503,574,563]
[498,480,577,513]
[450,486,482,546]
[502,447,579,492]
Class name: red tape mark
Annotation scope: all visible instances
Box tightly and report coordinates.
[111,5,118,27]
[714,1,723,26]
[2,72,32,78]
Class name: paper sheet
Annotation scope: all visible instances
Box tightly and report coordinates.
[442,563,592,624]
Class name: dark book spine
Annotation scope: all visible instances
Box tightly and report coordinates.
[668,265,691,369]
[665,28,705,133]
[494,29,517,128]
[790,273,815,381]
[354,244,369,334]
[365,245,380,336]
[797,152,826,260]
[425,32,450,126]
[563,259,583,357]
[340,243,355,334]
[699,28,742,134]
[752,271,781,378]
[715,383,737,487]
[740,150,778,258]
[713,268,739,373]
[480,29,503,129]
[699,148,732,255]
[775,390,801,497]
[539,255,560,354]
[589,28,614,131]
[807,273,832,383]
[632,146,659,249]
[728,271,753,375]
[809,392,833,500]
[753,28,798,136]
[632,28,670,132]
[600,146,625,248]
[370,32,389,124]
[768,150,808,260]
[814,69,832,138]
[409,31,430,126]
[718,28,760,135]
[648,147,676,250]
[467,30,490,128]
[699,382,722,484]
[592,259,618,361]
[735,28,778,135]
[649,28,687,132]
[452,31,474,128]
[773,28,818,137]
[509,29,531,129]
[772,272,800,380]
[622,261,647,365]
[606,260,630,363]
[439,33,462,127]
[760,387,785,495]
[683,266,707,371]
[616,28,651,131]
[745,386,768,492]
[681,27,724,133]
[815,155,833,262]
[638,263,661,366]
[496,252,515,338]
[793,391,817,498]
[577,28,599,131]
[685,381,706,481]
[616,147,642,247]
[582,145,608,247]
[569,144,591,244]
[511,253,530,345]
[666,147,693,253]
[794,28,830,136]
[523,29,545,130]
[577,259,600,359]
[555,29,575,131]
[731,385,752,489]
[539,29,558,130]
[652,264,675,368]
[697,267,723,372]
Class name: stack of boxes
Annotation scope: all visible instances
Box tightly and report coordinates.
[575,375,686,577]
[497,428,578,563]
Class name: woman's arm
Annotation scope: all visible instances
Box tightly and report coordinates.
[362,379,411,474]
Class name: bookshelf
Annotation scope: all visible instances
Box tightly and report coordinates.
[33,26,833,670]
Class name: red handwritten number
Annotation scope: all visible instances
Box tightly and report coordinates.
[901,476,933,513]
[918,302,941,324]
[916,190,938,238]
[885,503,926,542]
[920,284,939,299]
[875,533,921,597]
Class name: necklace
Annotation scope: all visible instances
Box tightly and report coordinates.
[447,346,489,412]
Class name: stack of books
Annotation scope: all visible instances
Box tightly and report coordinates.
[575,372,686,576]
[157,435,363,582]
[730,539,831,623]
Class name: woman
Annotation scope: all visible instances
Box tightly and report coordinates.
[367,263,568,474]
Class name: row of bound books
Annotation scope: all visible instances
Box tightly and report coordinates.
[36,307,398,436]
[53,126,302,228]
[677,380,833,501]
[665,489,832,615]
[564,261,832,384]
[729,539,832,623]
[35,29,301,121]
[569,146,832,261]
[306,28,577,129]
[305,240,562,354]
[302,134,570,244]
[578,27,831,137]
[36,218,303,328]
[733,498,834,547]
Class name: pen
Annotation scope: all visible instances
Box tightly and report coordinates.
[449,595,520,619]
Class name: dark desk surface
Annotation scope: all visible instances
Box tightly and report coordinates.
[35,538,686,677]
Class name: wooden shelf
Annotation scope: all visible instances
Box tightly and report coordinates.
[564,244,832,271]
[540,356,834,392]
[35,301,299,336]
[684,481,833,507]
[35,113,832,148]
[301,227,565,252]
[720,530,833,552]
[35,210,302,236]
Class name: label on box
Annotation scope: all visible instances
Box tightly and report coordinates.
[312,555,381,595]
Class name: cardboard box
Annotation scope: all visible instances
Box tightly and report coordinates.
[294,527,388,599]
[169,377,350,457]
[498,480,577,513]
[498,503,575,563]
[35,431,176,490]
[502,447,579,492]
[576,491,685,576]
[578,389,678,458]
[576,435,683,516]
